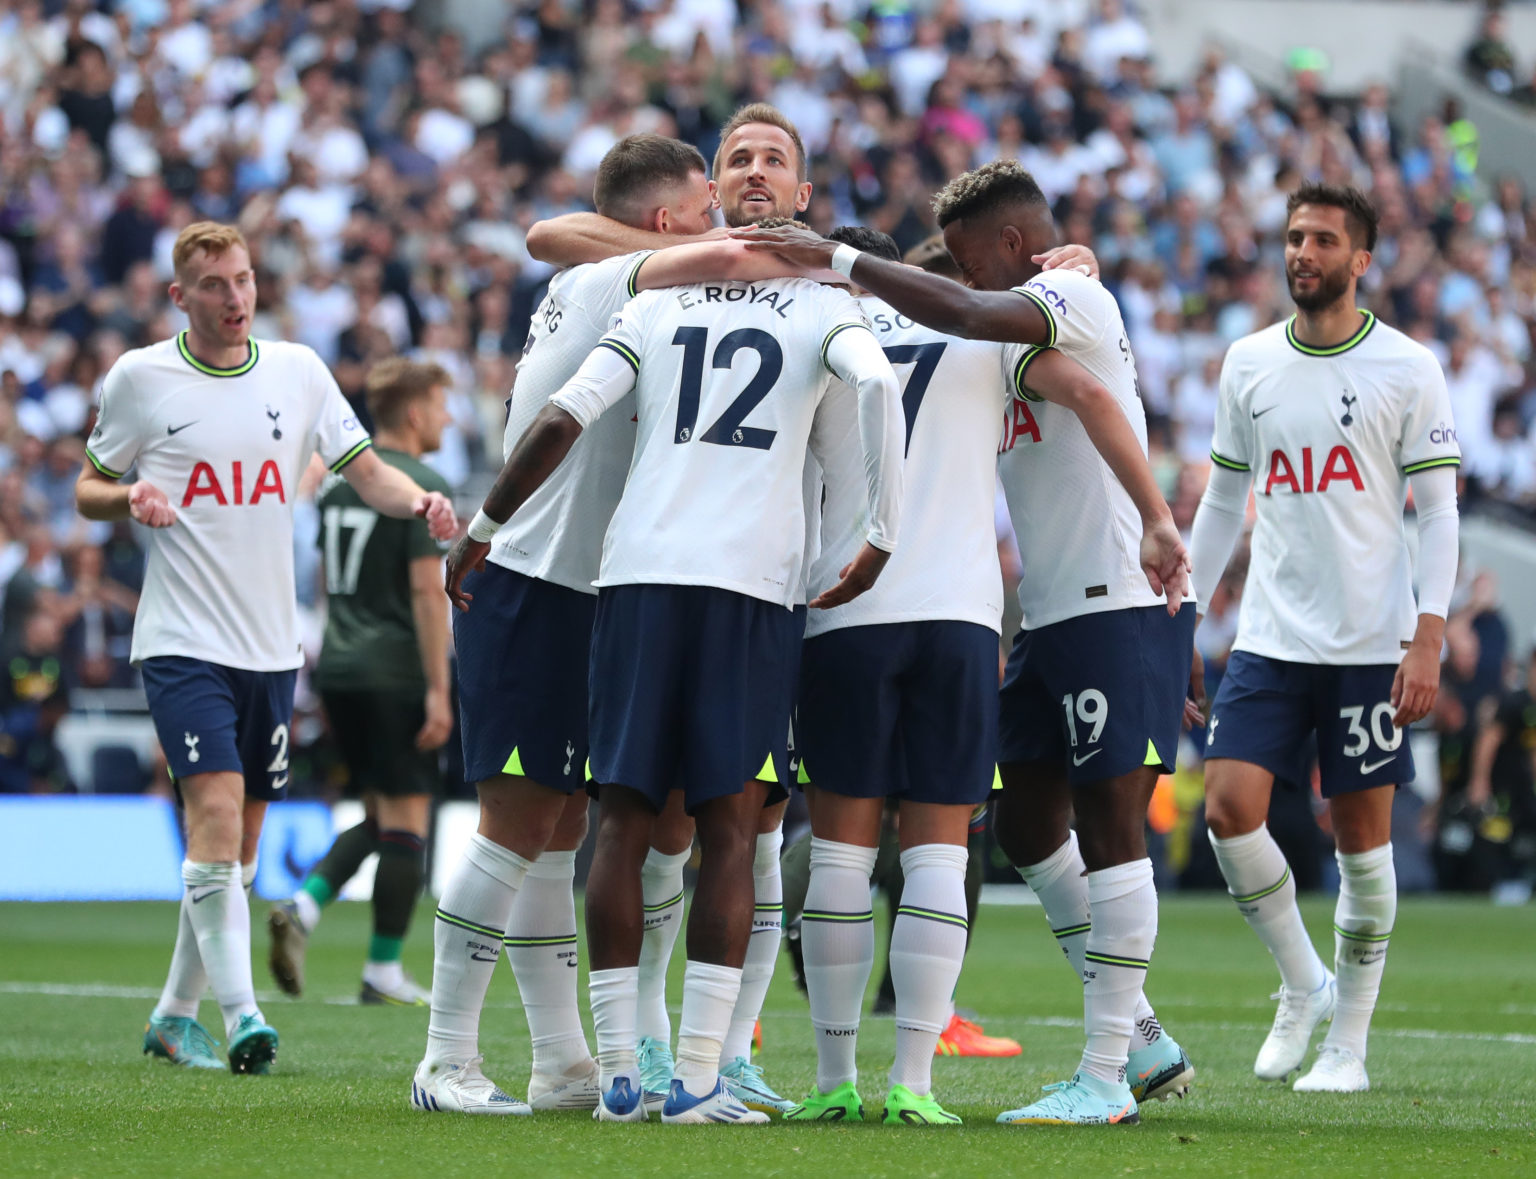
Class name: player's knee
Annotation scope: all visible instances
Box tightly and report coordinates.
[1203,789,1261,841]
[549,796,590,850]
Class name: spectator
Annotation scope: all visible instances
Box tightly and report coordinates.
[1464,4,1520,96]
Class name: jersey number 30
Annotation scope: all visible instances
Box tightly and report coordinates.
[670,326,783,450]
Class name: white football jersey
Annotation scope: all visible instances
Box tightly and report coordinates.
[997,267,1167,630]
[805,296,1008,637]
[491,251,650,593]
[1210,312,1460,664]
[86,332,372,671]
[556,278,880,608]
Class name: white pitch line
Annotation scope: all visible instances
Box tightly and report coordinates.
[4,982,1532,1047]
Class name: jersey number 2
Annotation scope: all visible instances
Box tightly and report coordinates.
[670,326,782,450]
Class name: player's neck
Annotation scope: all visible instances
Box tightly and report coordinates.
[371,427,420,458]
[1291,299,1366,350]
[182,327,251,371]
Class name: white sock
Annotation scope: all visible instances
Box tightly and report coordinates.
[1018,833,1162,1050]
[1209,824,1327,994]
[674,960,743,1098]
[1079,859,1157,1084]
[291,889,321,933]
[362,960,404,990]
[888,843,969,1096]
[504,850,590,1074]
[180,860,259,1038]
[804,838,877,1092]
[1324,844,1395,1061]
[424,833,529,1067]
[590,966,641,1091]
[638,846,689,1046]
[722,829,783,1063]
[153,893,207,1021]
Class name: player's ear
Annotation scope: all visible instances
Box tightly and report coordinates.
[167,280,184,311]
[654,206,671,234]
[1351,248,1372,279]
[794,180,812,213]
[998,224,1024,258]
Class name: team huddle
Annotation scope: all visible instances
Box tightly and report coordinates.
[83,102,1461,1127]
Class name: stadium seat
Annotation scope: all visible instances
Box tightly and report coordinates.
[91,743,149,795]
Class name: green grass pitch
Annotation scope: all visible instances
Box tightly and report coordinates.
[1,896,1532,1178]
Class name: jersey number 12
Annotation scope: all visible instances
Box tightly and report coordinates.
[670,326,783,450]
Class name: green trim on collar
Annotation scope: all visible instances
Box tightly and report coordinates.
[176,331,258,377]
[1284,311,1376,357]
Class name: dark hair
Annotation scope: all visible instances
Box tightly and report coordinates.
[713,103,808,180]
[1285,182,1379,252]
[593,134,708,226]
[828,225,901,263]
[932,159,1048,229]
[903,234,960,278]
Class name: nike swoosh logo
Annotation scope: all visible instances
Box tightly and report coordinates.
[271,774,289,789]
[1137,1066,1157,1080]
[1360,756,1395,774]
[470,951,499,962]
[166,421,198,435]
[191,887,226,904]
[1071,749,1102,766]
[1251,406,1276,419]
[1108,1102,1134,1123]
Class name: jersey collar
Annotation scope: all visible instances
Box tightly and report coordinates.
[1284,310,1375,357]
[176,331,259,377]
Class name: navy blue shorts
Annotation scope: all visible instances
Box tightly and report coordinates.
[454,563,596,792]
[999,603,1195,785]
[756,604,807,793]
[140,656,297,800]
[588,584,800,813]
[798,620,998,806]
[1205,651,1414,797]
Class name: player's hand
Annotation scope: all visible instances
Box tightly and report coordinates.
[1391,639,1440,727]
[128,480,176,528]
[415,491,458,541]
[810,542,890,609]
[729,221,837,269]
[1034,243,1100,279]
[1184,640,1206,731]
[416,686,453,751]
[444,535,489,613]
[1140,515,1191,615]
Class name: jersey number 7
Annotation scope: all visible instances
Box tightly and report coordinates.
[882,342,948,454]
[670,326,783,450]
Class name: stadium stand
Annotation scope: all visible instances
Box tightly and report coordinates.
[0,0,1532,897]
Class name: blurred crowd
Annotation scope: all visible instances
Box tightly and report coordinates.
[1465,1,1536,107]
[0,0,1533,893]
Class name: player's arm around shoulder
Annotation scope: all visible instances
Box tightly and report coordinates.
[634,238,836,290]
[732,220,1053,345]
[526,212,725,268]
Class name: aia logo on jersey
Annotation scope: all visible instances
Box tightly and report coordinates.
[998,397,1042,453]
[1264,446,1363,495]
[181,460,287,506]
